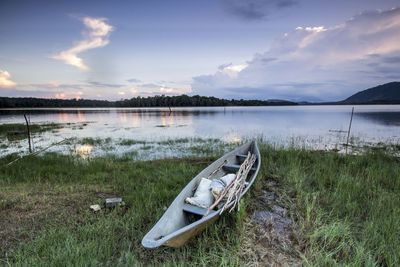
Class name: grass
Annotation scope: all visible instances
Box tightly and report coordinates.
[156,137,221,146]
[0,123,63,140]
[79,137,112,146]
[118,139,147,146]
[0,142,399,266]
[258,146,400,266]
[0,153,243,266]
[118,137,221,147]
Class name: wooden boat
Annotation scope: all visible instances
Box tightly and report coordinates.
[142,141,261,248]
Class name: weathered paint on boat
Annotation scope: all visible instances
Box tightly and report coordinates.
[164,215,219,248]
[141,141,261,248]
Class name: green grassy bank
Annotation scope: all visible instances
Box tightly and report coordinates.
[0,143,399,266]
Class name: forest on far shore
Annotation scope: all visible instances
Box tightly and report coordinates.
[0,95,297,108]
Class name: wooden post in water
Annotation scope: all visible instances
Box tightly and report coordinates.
[345,107,354,155]
[23,114,32,153]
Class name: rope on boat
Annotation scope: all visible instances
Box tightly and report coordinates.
[202,152,256,217]
[220,152,256,213]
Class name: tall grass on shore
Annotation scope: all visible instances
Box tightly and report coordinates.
[0,142,399,266]
[260,146,400,266]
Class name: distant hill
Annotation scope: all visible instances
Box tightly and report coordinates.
[341,82,400,104]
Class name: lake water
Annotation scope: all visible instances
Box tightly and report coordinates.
[1,105,399,157]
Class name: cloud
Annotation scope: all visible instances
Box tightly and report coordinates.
[159,86,177,93]
[0,86,84,99]
[55,91,83,99]
[6,82,85,99]
[0,70,17,88]
[192,7,400,101]
[127,78,142,83]
[219,63,248,77]
[3,77,190,100]
[29,82,83,90]
[276,0,297,8]
[222,0,297,20]
[130,82,191,96]
[382,55,400,64]
[87,81,124,88]
[140,83,160,89]
[53,17,113,71]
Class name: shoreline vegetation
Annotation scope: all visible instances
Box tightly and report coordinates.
[0,95,297,108]
[0,122,64,136]
[1,81,399,108]
[0,139,399,266]
[2,95,400,109]
[2,121,399,160]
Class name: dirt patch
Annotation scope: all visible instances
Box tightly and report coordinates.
[240,180,302,266]
[0,186,115,258]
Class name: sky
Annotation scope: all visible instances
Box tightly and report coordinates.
[1,0,400,102]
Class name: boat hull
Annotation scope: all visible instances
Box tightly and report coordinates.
[164,215,219,248]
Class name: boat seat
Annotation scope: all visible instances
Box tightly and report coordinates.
[183,204,215,216]
[223,164,256,173]
[236,154,249,163]
[236,154,248,160]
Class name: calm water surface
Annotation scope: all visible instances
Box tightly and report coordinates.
[1,105,399,156]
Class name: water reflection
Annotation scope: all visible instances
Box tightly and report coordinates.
[0,106,399,147]
[57,112,70,122]
[0,107,220,116]
[160,111,170,127]
[120,109,127,123]
[131,112,141,128]
[77,110,86,122]
[222,132,242,144]
[355,112,400,126]
[75,144,93,158]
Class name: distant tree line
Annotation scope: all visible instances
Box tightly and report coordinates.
[114,95,296,107]
[0,95,297,108]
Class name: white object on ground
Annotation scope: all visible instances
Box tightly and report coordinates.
[185,178,214,209]
[90,204,101,212]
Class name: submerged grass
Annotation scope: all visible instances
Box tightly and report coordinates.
[79,137,112,146]
[118,139,147,146]
[0,142,399,266]
[156,137,221,146]
[0,123,63,137]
